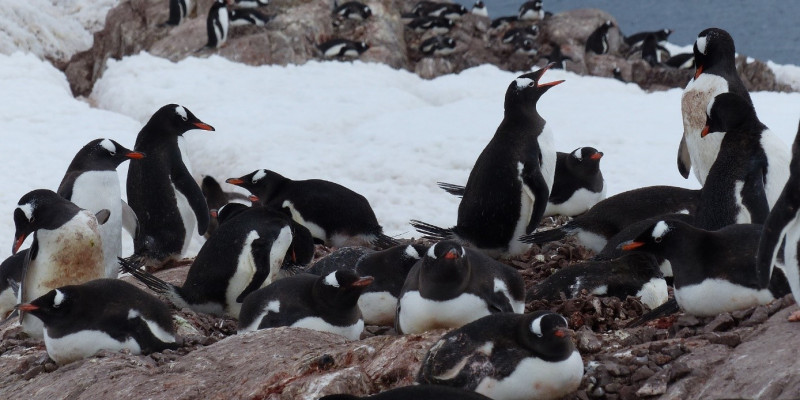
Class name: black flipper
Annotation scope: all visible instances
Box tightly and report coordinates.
[172,167,210,236]
[677,136,692,179]
[236,238,274,303]
[757,190,800,288]
[522,161,550,234]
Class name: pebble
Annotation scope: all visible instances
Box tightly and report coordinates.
[631,366,655,382]
[577,329,603,353]
[704,313,735,332]
[740,306,769,327]
[703,332,741,347]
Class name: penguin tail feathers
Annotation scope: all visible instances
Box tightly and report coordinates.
[626,297,680,328]
[373,233,401,249]
[436,182,465,197]
[118,257,182,302]
[409,220,454,241]
[519,225,572,244]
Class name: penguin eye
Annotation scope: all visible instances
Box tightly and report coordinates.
[109,151,116,156]
[654,236,663,243]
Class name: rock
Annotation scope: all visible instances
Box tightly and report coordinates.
[703,313,735,332]
[577,328,603,353]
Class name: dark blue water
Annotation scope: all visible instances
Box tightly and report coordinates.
[454,0,800,64]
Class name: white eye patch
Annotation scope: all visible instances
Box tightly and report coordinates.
[324,271,340,287]
[530,314,544,337]
[572,148,583,160]
[252,169,267,183]
[652,221,670,240]
[53,289,65,307]
[99,138,116,153]
[515,77,534,89]
[696,35,708,55]
[175,105,188,121]
[17,203,34,221]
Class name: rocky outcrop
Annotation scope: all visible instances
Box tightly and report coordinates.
[60,1,794,97]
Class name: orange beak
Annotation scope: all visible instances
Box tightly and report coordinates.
[700,125,710,138]
[694,65,703,80]
[621,241,645,251]
[351,276,374,288]
[590,152,603,160]
[193,122,215,131]
[16,303,38,312]
[553,328,566,338]
[126,151,146,160]
[226,178,244,185]
[12,234,26,254]
[539,79,565,88]
[536,62,566,88]
[444,249,459,259]
[248,195,260,203]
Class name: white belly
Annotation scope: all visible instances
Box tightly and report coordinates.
[544,186,606,217]
[783,218,800,303]
[675,278,774,317]
[398,291,490,334]
[760,132,791,208]
[357,291,397,326]
[172,182,197,256]
[291,317,364,341]
[681,75,728,185]
[475,351,584,400]
[70,171,123,278]
[636,277,669,309]
[22,212,104,337]
[538,124,557,192]
[44,328,141,365]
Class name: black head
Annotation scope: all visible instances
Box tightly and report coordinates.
[357,41,370,52]
[567,147,603,174]
[68,139,145,172]
[315,270,374,308]
[16,286,78,326]
[215,202,250,225]
[142,104,215,139]
[618,220,675,256]
[474,1,485,8]
[363,6,371,17]
[504,63,564,111]
[13,189,79,254]
[660,28,673,39]
[517,311,574,361]
[700,92,758,138]
[225,169,286,204]
[419,241,470,292]
[693,28,735,79]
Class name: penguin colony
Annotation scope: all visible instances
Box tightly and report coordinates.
[1,1,799,399]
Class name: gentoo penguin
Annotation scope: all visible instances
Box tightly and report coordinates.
[518,0,544,21]
[520,185,699,252]
[320,385,493,400]
[543,43,572,69]
[411,65,563,258]
[201,175,250,238]
[13,189,107,338]
[165,0,194,26]
[120,206,314,318]
[237,270,373,339]
[621,219,789,316]
[757,120,800,320]
[232,0,268,7]
[513,39,538,56]
[679,27,790,208]
[471,1,488,17]
[411,2,467,20]
[226,169,397,248]
[694,92,770,230]
[585,20,614,55]
[204,0,230,49]
[332,1,372,23]
[438,147,605,218]
[407,16,454,34]
[307,244,427,326]
[16,279,178,365]
[0,251,26,319]
[126,104,215,267]
[491,16,518,30]
[229,8,271,26]
[420,35,457,56]
[502,25,539,44]
[396,241,525,334]
[57,138,145,278]
[528,252,668,309]
[638,33,667,66]
[624,28,672,48]
[318,39,370,58]
[418,311,583,400]
[664,53,695,70]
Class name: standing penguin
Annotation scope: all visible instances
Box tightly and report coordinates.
[518,0,544,21]
[418,311,583,400]
[694,93,770,230]
[57,139,145,278]
[12,189,107,338]
[16,279,178,365]
[411,65,563,257]
[396,241,525,334]
[585,20,614,55]
[757,120,800,321]
[165,0,195,26]
[471,1,488,17]
[0,251,26,319]
[120,206,314,318]
[238,270,373,339]
[126,104,214,267]
[226,169,397,248]
[205,0,230,49]
[678,28,790,207]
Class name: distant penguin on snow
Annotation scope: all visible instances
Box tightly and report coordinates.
[420,35,457,56]
[165,0,195,26]
[13,189,107,338]
[229,8,271,26]
[126,104,215,267]
[204,0,230,49]
[332,1,372,24]
[318,39,370,58]
[518,0,544,21]
[57,138,145,278]
[412,64,563,258]
[678,27,790,207]
[471,1,488,17]
[585,20,614,55]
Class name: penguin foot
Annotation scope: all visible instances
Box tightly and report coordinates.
[788,310,800,322]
